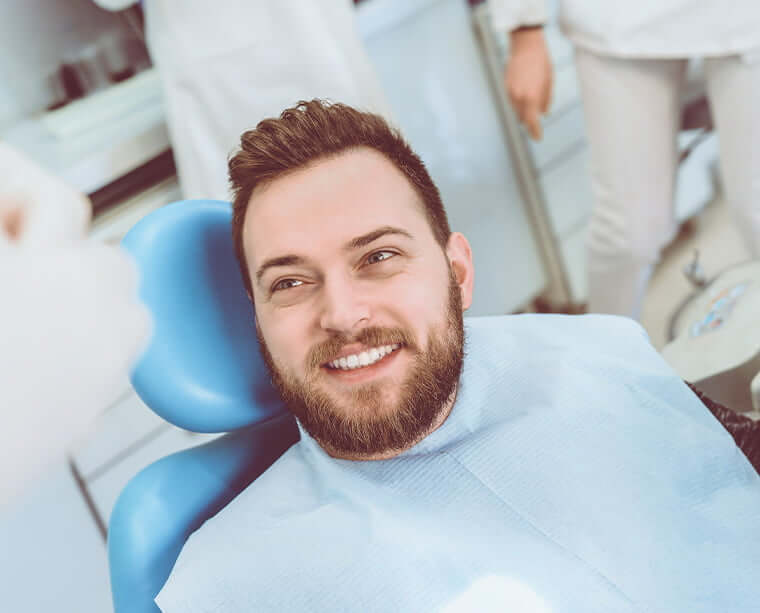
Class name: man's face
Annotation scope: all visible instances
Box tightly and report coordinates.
[243,148,474,458]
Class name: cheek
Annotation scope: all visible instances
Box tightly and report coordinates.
[257,312,310,371]
[376,269,450,330]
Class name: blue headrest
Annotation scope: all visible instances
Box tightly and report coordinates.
[122,199,287,432]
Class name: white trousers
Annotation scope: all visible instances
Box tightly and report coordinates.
[574,48,760,318]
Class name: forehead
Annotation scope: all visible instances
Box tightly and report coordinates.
[242,148,434,265]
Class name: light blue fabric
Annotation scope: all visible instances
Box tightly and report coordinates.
[156,314,760,612]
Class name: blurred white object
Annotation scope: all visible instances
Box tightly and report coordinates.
[0,143,90,248]
[573,48,760,318]
[662,260,760,413]
[129,0,390,200]
[41,69,162,141]
[441,576,552,613]
[0,143,151,503]
[489,0,760,58]
[1,71,169,194]
[91,0,136,9]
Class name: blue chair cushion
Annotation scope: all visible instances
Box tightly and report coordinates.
[109,416,298,612]
[121,199,287,432]
[108,200,299,612]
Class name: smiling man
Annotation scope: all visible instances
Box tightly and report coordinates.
[235,121,471,461]
[156,100,760,613]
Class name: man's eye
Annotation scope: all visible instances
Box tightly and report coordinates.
[272,278,304,293]
[365,250,396,265]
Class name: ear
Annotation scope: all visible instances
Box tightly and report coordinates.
[445,232,474,311]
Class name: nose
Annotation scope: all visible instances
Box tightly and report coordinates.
[318,273,371,335]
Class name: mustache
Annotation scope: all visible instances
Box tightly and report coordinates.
[307,326,417,369]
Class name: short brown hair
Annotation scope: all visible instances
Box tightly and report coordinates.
[228,99,451,298]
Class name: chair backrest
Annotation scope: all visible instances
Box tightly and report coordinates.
[123,199,286,432]
[108,200,299,612]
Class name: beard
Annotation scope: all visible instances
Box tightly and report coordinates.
[256,274,465,458]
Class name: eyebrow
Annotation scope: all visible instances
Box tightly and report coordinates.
[343,226,413,251]
[255,225,414,286]
[255,254,307,285]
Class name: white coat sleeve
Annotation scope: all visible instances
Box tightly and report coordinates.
[488,0,549,33]
[0,144,151,505]
[89,0,136,10]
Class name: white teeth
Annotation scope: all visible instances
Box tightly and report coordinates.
[328,343,401,370]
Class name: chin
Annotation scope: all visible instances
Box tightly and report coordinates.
[327,384,401,417]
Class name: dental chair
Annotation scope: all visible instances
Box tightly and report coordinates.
[107,200,300,613]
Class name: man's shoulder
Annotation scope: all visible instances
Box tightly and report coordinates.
[465,313,650,356]
[212,440,315,525]
[456,313,678,421]
[156,440,317,608]
[467,312,646,337]
[175,440,314,552]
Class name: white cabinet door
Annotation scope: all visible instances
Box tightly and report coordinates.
[357,0,547,315]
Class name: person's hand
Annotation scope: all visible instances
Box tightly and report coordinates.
[0,144,151,503]
[504,27,553,141]
[0,144,91,248]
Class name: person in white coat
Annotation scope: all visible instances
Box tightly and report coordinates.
[93,0,390,201]
[491,0,760,318]
[0,144,150,503]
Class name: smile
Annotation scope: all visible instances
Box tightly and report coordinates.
[326,344,401,371]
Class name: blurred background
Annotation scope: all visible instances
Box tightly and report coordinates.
[0,0,750,610]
